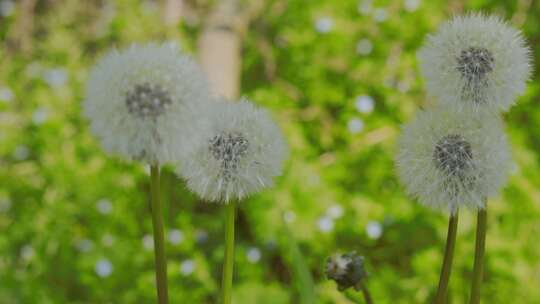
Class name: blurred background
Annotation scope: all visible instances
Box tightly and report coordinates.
[1,0,539,303]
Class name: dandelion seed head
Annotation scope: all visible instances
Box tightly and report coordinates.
[125,83,172,118]
[178,99,287,203]
[433,134,473,177]
[418,13,532,112]
[395,107,511,214]
[84,42,211,164]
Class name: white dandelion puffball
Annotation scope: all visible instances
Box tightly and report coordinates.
[84,42,211,164]
[395,107,511,214]
[178,99,288,203]
[418,14,532,112]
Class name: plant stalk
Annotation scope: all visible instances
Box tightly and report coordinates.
[221,201,237,304]
[469,206,487,304]
[434,213,459,304]
[359,283,374,304]
[150,165,168,304]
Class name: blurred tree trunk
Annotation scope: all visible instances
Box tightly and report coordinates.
[7,0,37,54]
[197,0,241,99]
[163,0,183,26]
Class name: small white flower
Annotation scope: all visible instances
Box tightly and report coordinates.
[418,14,532,112]
[327,204,344,219]
[43,68,68,87]
[315,17,333,34]
[0,86,14,102]
[178,100,287,203]
[32,107,48,125]
[168,229,184,245]
[396,107,511,214]
[75,239,94,253]
[366,221,382,239]
[84,42,211,164]
[404,0,421,12]
[95,258,113,277]
[142,234,154,250]
[96,198,113,215]
[373,8,388,23]
[356,39,373,56]
[283,210,296,223]
[348,118,364,134]
[246,247,262,263]
[317,216,334,233]
[354,95,374,113]
[180,259,195,276]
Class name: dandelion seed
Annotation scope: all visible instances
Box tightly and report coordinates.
[395,107,511,213]
[418,14,532,112]
[178,99,287,203]
[84,42,211,164]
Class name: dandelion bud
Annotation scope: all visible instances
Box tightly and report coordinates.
[326,252,367,291]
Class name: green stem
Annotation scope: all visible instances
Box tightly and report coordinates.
[359,284,374,304]
[469,206,487,304]
[434,213,459,304]
[221,201,237,304]
[150,165,168,304]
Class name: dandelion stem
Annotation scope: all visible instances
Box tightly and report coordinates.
[150,165,168,304]
[469,205,487,304]
[359,284,374,304]
[221,201,237,304]
[434,213,459,304]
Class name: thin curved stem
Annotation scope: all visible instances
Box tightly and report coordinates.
[359,284,374,304]
[434,213,459,304]
[221,201,237,304]
[150,165,168,304]
[469,206,487,304]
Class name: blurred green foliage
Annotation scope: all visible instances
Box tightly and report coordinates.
[1,0,540,303]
